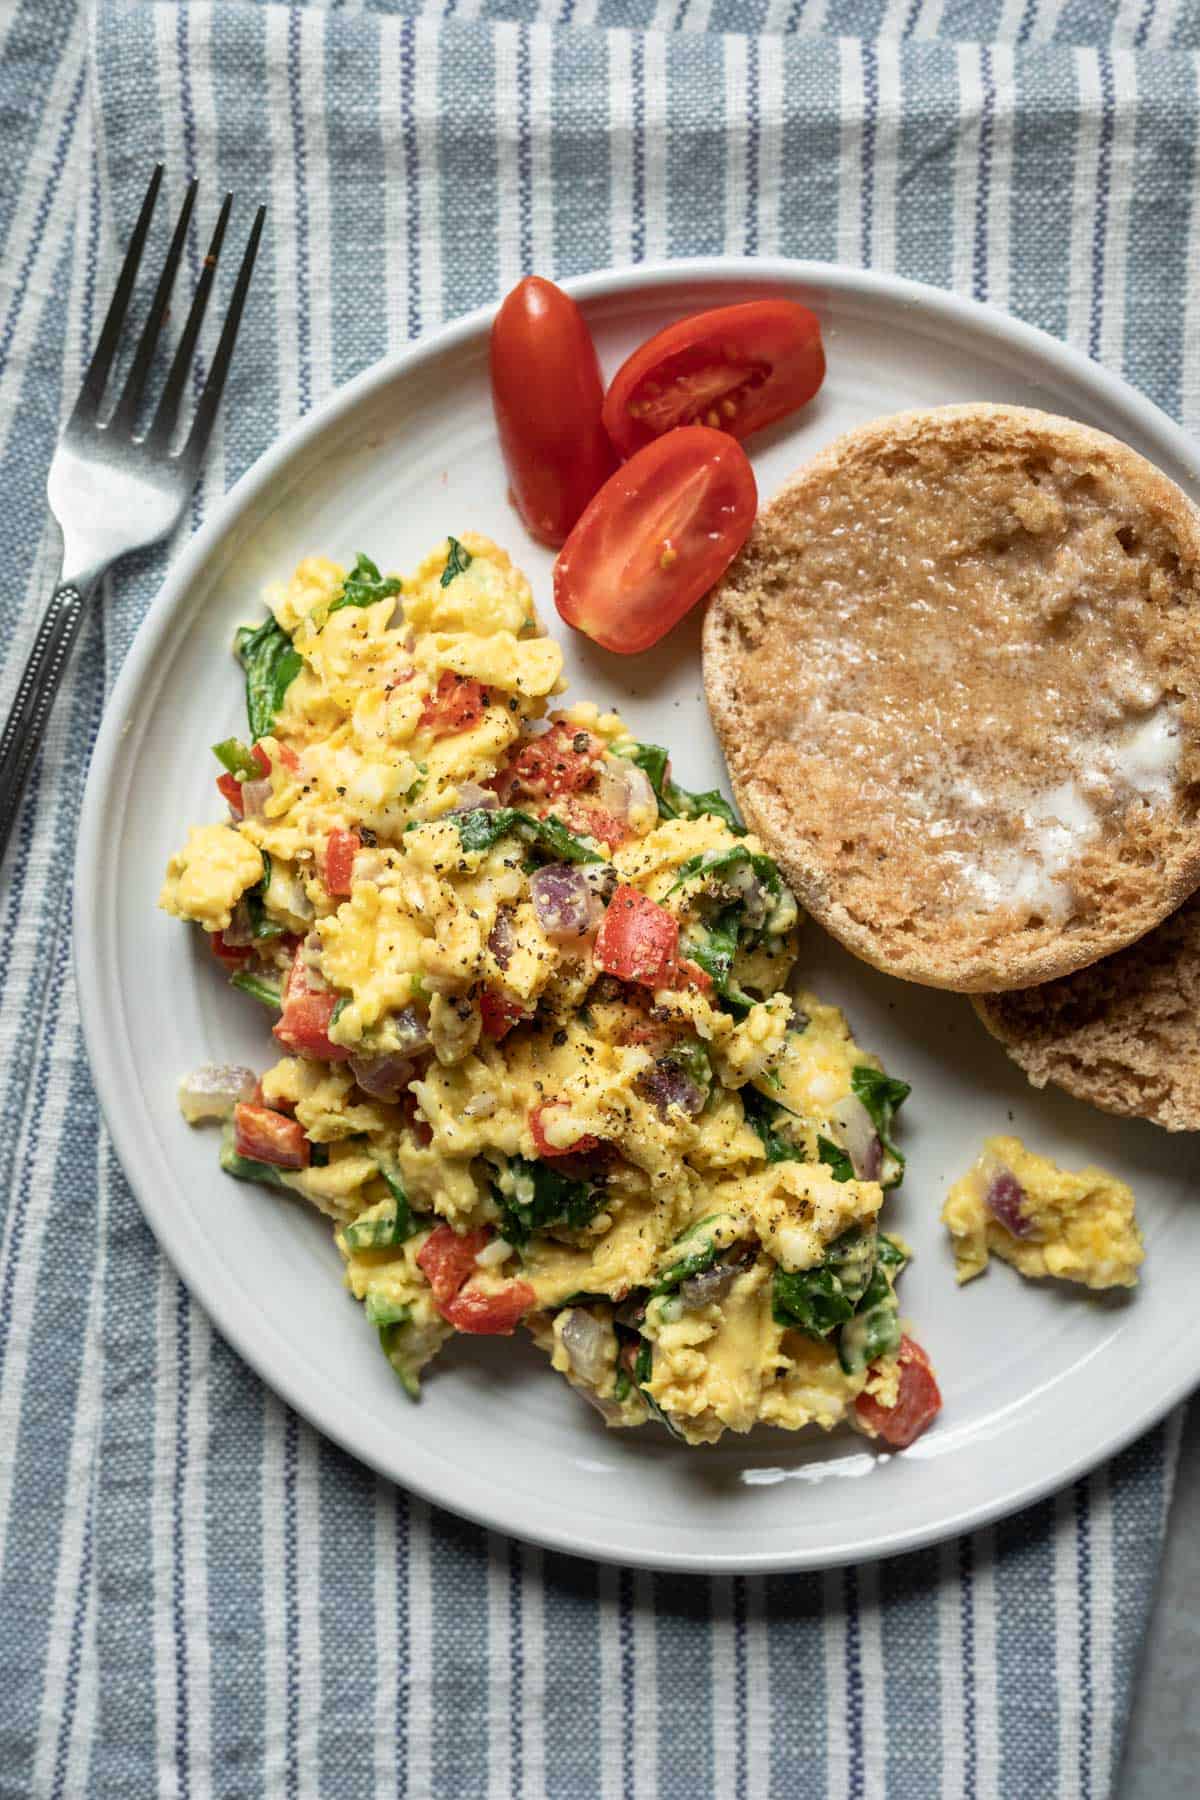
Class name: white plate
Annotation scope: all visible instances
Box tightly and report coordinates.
[76,259,1200,1573]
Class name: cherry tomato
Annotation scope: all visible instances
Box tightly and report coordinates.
[419,670,489,735]
[324,830,361,897]
[209,930,253,970]
[417,1224,491,1305]
[216,772,244,816]
[529,1101,600,1159]
[602,299,825,458]
[494,721,603,805]
[490,276,617,548]
[441,1279,536,1335]
[554,426,756,655]
[594,886,679,988]
[855,1335,942,1449]
[273,946,351,1062]
[233,1102,310,1170]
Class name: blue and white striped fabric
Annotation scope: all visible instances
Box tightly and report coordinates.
[0,0,1192,1792]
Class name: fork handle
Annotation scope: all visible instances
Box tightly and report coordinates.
[0,581,92,865]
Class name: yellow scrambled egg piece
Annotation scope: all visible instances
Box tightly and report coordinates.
[164,533,925,1445]
[942,1135,1143,1290]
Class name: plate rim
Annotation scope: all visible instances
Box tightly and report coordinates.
[74,255,1199,1573]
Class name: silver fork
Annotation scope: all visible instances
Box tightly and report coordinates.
[0,165,265,863]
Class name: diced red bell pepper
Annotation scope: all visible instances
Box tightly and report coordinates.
[441,1279,536,1335]
[324,829,361,897]
[529,1100,600,1159]
[594,886,679,989]
[272,946,351,1061]
[416,1224,492,1305]
[251,742,272,776]
[479,989,529,1041]
[418,670,489,735]
[676,957,713,994]
[216,772,244,817]
[233,1102,310,1169]
[855,1335,942,1449]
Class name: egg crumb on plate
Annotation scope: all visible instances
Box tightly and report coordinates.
[162,533,940,1450]
[942,1133,1144,1290]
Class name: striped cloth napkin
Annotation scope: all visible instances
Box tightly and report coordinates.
[0,0,1192,1793]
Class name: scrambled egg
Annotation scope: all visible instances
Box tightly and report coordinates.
[942,1134,1143,1290]
[162,534,924,1447]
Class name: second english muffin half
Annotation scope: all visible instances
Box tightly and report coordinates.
[702,403,1200,992]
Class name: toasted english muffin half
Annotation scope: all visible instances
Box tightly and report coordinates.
[702,403,1200,991]
[973,891,1200,1130]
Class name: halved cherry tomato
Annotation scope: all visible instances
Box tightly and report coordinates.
[233,1102,310,1169]
[554,427,756,655]
[442,1279,536,1335]
[602,299,825,458]
[209,930,253,970]
[273,946,351,1061]
[419,671,489,735]
[594,886,679,988]
[417,1224,492,1305]
[479,990,528,1041]
[324,830,361,897]
[529,1100,600,1159]
[494,721,603,805]
[490,276,617,547]
[855,1335,942,1449]
[561,799,629,851]
[677,957,713,994]
[276,742,301,773]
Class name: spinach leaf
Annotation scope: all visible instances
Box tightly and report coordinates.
[651,1213,734,1295]
[837,1262,902,1374]
[875,1233,908,1272]
[668,844,783,903]
[633,1337,688,1441]
[235,615,303,741]
[441,535,473,586]
[614,741,744,834]
[851,1065,911,1188]
[742,1088,806,1164]
[375,1314,421,1399]
[493,1156,603,1249]
[327,552,403,617]
[342,1166,415,1249]
[451,806,604,865]
[680,910,755,1013]
[816,1136,855,1182]
[229,970,282,1012]
[365,1293,412,1329]
[244,848,282,941]
[771,1226,876,1337]
[212,736,261,780]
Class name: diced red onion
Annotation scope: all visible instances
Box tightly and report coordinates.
[828,1095,882,1182]
[349,1052,416,1102]
[392,1005,433,1054]
[179,1063,257,1121]
[640,1059,705,1119]
[679,1247,755,1311]
[488,907,516,970]
[596,757,656,821]
[530,864,599,940]
[220,901,255,948]
[240,777,272,820]
[449,782,499,814]
[560,1308,610,1387]
[986,1170,1032,1237]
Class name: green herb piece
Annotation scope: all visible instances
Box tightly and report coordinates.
[816,1136,855,1182]
[235,615,303,741]
[327,552,403,617]
[375,1314,421,1399]
[243,848,282,942]
[851,1065,911,1189]
[771,1226,877,1337]
[875,1233,908,1272]
[614,741,744,834]
[613,1362,632,1404]
[651,1213,736,1296]
[441,536,473,586]
[219,1130,288,1189]
[212,737,261,780]
[837,1263,902,1374]
[365,1292,412,1329]
[230,970,283,1012]
[451,806,603,864]
[493,1156,604,1249]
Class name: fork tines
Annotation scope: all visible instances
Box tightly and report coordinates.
[69,163,265,467]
